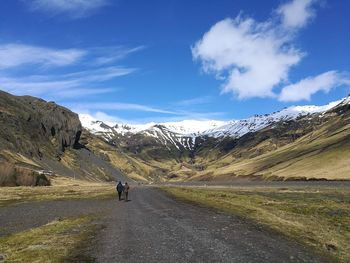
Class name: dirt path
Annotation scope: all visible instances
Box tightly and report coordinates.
[0,187,328,262]
[87,187,327,263]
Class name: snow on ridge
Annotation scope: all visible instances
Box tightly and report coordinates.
[201,97,349,138]
[338,94,350,106]
[79,114,113,133]
[159,120,227,135]
[79,95,350,146]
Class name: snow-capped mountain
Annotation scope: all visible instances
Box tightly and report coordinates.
[79,115,227,150]
[204,99,343,138]
[80,96,350,150]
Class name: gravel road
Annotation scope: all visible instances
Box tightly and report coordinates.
[87,187,327,263]
[0,187,329,262]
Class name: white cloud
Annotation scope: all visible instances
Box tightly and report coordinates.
[192,17,302,99]
[28,0,109,18]
[0,66,134,94]
[278,0,317,29]
[69,102,227,123]
[0,42,140,100]
[50,88,114,99]
[69,102,177,114]
[61,67,137,82]
[82,110,226,125]
[0,76,80,92]
[80,111,128,125]
[92,111,124,124]
[0,44,85,69]
[94,46,146,65]
[192,0,326,101]
[279,71,350,102]
[173,96,212,107]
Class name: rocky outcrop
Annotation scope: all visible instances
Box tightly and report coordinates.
[30,99,82,151]
[0,91,82,158]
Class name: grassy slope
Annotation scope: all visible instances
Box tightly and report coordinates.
[0,216,95,262]
[191,113,350,180]
[0,177,114,261]
[83,130,190,182]
[163,186,350,262]
[0,176,116,207]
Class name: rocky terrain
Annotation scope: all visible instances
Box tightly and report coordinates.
[81,95,350,181]
[0,91,125,184]
[1,90,350,183]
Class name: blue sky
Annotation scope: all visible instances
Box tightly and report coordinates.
[0,0,349,123]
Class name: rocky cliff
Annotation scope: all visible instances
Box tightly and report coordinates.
[0,91,81,157]
[0,91,126,183]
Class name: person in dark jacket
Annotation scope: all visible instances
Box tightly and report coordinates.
[116,181,124,201]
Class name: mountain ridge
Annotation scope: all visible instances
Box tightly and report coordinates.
[1,90,350,183]
[80,96,350,150]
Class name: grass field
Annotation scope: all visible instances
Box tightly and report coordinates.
[162,186,350,262]
[0,176,116,207]
[0,216,95,262]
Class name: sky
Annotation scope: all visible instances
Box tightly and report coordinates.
[0,0,349,124]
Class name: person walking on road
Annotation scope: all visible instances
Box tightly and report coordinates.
[116,181,124,201]
[124,182,130,201]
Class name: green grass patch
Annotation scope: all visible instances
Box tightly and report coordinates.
[162,186,350,263]
[0,179,116,207]
[0,216,95,262]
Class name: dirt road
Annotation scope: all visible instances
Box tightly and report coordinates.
[1,187,328,262]
[87,187,327,263]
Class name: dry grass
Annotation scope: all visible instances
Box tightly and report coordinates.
[0,216,95,262]
[1,150,41,167]
[0,176,116,207]
[85,136,152,182]
[162,186,350,263]
[187,113,350,181]
[0,162,15,185]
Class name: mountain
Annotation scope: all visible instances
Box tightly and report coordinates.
[81,96,350,181]
[191,98,350,181]
[203,100,341,138]
[1,89,349,183]
[80,114,225,150]
[80,98,343,149]
[0,91,127,184]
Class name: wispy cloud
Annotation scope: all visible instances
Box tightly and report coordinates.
[173,96,213,107]
[0,44,85,69]
[72,100,227,124]
[279,71,350,102]
[0,69,132,100]
[69,102,177,114]
[59,67,137,82]
[93,46,146,65]
[79,110,227,125]
[0,43,140,99]
[192,0,344,102]
[27,0,109,19]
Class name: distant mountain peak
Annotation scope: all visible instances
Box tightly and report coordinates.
[79,96,350,149]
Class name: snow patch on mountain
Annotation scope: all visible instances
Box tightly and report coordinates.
[205,99,345,138]
[79,96,350,149]
[161,120,227,135]
[79,114,113,133]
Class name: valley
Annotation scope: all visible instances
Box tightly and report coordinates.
[80,94,350,182]
[1,91,349,262]
[1,90,350,183]
[1,1,349,262]
[2,180,345,262]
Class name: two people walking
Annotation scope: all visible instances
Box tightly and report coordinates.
[116,181,130,201]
